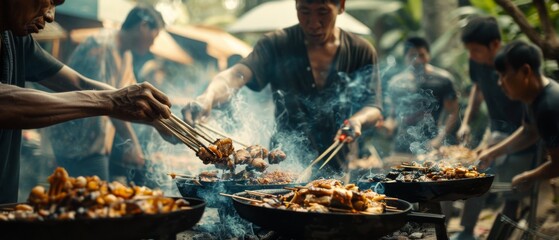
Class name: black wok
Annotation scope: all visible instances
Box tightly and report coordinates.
[175,178,305,208]
[358,175,495,202]
[231,189,445,240]
[0,197,206,240]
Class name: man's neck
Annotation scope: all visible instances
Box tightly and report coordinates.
[525,76,550,104]
[305,28,340,49]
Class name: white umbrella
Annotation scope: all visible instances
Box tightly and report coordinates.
[228,0,371,35]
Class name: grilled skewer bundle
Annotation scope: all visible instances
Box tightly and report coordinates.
[228,179,397,214]
[0,168,191,221]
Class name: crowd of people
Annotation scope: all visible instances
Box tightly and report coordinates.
[1,0,558,239]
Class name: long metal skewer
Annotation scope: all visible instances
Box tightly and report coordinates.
[198,123,250,148]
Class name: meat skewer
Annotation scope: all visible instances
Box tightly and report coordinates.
[197,123,250,148]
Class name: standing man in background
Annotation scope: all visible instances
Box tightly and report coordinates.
[43,4,166,181]
[383,36,459,162]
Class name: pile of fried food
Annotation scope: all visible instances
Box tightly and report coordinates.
[197,139,287,172]
[0,168,191,221]
[415,145,477,165]
[243,179,397,214]
[371,161,486,183]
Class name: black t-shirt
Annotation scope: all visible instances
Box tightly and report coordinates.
[470,60,524,134]
[0,31,64,203]
[387,66,457,153]
[525,80,559,149]
[239,25,381,173]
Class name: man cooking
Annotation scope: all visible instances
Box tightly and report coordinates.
[480,41,559,194]
[182,0,383,178]
[451,16,537,240]
[0,0,173,204]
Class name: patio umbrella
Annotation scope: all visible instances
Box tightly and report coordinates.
[69,28,193,65]
[228,0,371,35]
[167,25,252,70]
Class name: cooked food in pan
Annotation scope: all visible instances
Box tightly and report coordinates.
[243,179,396,214]
[371,161,485,182]
[0,167,192,221]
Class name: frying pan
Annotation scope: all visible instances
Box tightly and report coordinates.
[0,197,206,240]
[231,189,446,240]
[358,174,495,202]
[175,178,305,208]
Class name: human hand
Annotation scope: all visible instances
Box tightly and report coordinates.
[511,171,533,191]
[334,119,361,143]
[457,124,471,144]
[476,148,498,170]
[181,98,211,125]
[429,135,444,149]
[107,82,171,122]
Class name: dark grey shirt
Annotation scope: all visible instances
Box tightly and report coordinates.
[470,60,523,134]
[0,31,63,203]
[525,80,559,149]
[387,66,457,154]
[239,25,381,173]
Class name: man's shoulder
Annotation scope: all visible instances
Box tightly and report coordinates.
[428,65,455,82]
[388,71,413,87]
[341,29,375,51]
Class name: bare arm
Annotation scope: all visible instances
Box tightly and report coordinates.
[478,122,540,167]
[513,147,559,187]
[183,64,252,124]
[432,97,460,147]
[1,83,113,129]
[457,84,484,142]
[1,66,171,129]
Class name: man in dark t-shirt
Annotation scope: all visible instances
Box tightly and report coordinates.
[182,0,383,177]
[484,41,559,191]
[0,0,173,204]
[451,17,537,240]
[385,37,458,156]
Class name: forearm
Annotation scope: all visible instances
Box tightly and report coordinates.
[461,85,481,127]
[1,84,111,129]
[523,160,559,183]
[199,65,250,107]
[349,106,383,129]
[39,66,115,92]
[440,100,459,138]
[486,125,539,156]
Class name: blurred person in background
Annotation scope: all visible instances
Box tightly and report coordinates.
[181,0,383,179]
[382,36,459,165]
[480,41,558,200]
[43,4,166,182]
[451,16,537,240]
[0,0,172,204]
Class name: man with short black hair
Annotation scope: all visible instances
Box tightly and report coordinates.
[483,40,559,191]
[384,36,459,157]
[43,4,166,181]
[181,0,383,177]
[452,16,537,240]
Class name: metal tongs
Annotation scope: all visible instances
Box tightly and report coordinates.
[298,120,354,182]
[315,120,354,169]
